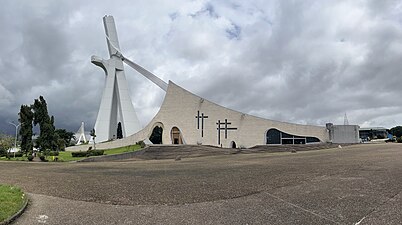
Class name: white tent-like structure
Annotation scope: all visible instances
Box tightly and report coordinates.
[75,121,87,145]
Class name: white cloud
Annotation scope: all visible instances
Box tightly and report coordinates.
[0,0,402,134]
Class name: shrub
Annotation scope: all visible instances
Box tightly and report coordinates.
[48,151,59,156]
[39,155,48,162]
[136,141,146,148]
[87,150,104,156]
[397,137,402,143]
[71,150,104,157]
[27,155,34,161]
[71,151,87,157]
[13,152,23,157]
[88,146,92,151]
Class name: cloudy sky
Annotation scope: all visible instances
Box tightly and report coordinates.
[1,0,402,134]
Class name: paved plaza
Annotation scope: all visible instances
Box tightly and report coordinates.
[1,143,401,224]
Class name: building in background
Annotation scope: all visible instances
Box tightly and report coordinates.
[359,127,389,141]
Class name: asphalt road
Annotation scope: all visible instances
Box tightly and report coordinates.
[1,143,401,224]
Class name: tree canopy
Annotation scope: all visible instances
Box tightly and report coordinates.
[32,97,58,152]
[390,126,402,137]
[55,129,75,147]
[19,104,34,155]
[17,96,76,154]
[0,134,13,156]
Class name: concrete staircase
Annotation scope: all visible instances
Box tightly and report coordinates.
[79,143,353,162]
[135,145,235,160]
[246,143,352,154]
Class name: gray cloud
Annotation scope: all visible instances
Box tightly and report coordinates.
[1,0,401,135]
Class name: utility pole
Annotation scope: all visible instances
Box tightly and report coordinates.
[8,121,23,158]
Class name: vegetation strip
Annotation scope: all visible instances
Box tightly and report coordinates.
[0,144,143,162]
[0,185,28,225]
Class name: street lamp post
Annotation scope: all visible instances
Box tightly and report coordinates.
[8,121,22,158]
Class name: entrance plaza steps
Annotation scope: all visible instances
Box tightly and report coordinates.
[79,145,235,162]
[134,145,235,160]
[79,143,354,162]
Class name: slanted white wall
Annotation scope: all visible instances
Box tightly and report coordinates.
[68,81,329,151]
[142,81,329,148]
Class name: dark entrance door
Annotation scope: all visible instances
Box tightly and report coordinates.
[149,126,163,144]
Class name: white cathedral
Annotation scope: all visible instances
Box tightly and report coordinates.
[68,16,359,151]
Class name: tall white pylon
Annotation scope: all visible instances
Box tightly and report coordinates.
[76,121,87,145]
[91,15,142,142]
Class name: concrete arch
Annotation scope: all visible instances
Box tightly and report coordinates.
[171,126,185,144]
[149,122,164,144]
[230,141,237,149]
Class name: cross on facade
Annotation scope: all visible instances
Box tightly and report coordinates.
[216,119,237,145]
[195,111,208,137]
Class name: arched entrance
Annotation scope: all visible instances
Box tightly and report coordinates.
[149,126,163,144]
[230,141,237,148]
[266,129,281,144]
[171,127,183,144]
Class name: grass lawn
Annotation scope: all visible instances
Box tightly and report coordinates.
[103,144,142,155]
[57,151,86,162]
[0,184,26,222]
[57,144,142,161]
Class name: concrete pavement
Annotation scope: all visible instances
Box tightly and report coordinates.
[1,143,401,224]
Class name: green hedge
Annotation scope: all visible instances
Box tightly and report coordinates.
[3,152,24,158]
[87,150,104,156]
[71,150,104,157]
[71,151,87,157]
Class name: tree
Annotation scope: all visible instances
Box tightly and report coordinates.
[117,122,123,139]
[55,129,75,148]
[19,104,34,156]
[57,139,66,151]
[390,126,402,137]
[49,116,58,151]
[33,96,49,128]
[0,134,14,156]
[90,128,96,150]
[32,96,58,153]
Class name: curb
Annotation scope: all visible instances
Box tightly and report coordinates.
[0,193,29,225]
